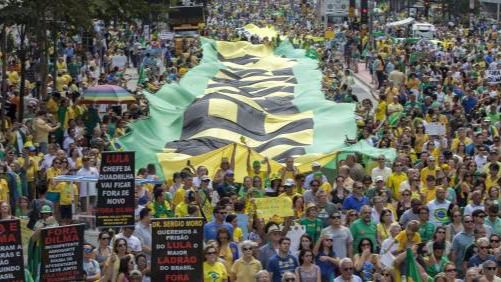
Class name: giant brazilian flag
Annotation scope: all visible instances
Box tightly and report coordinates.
[118,37,357,180]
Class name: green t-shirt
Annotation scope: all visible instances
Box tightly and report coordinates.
[299,217,322,243]
[350,218,378,253]
[418,221,435,242]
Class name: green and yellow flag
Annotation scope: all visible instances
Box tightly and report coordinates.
[118,37,357,179]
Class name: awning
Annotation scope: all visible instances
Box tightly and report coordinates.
[386,17,415,27]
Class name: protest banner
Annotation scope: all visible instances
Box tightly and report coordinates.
[40,224,84,282]
[486,68,500,84]
[0,219,24,281]
[425,122,446,136]
[254,197,293,219]
[151,218,204,282]
[96,151,135,227]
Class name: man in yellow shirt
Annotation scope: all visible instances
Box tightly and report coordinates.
[420,156,441,185]
[172,174,195,208]
[387,162,408,201]
[278,179,301,200]
[421,175,437,203]
[55,181,78,225]
[450,127,473,152]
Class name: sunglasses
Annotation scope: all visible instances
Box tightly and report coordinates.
[343,267,354,271]
[331,216,341,219]
[491,239,500,243]
[118,244,127,247]
[383,273,392,277]
[486,267,497,271]
[284,279,295,282]
[83,248,93,253]
[464,220,473,223]
[100,237,110,240]
[242,247,253,251]
[206,252,216,255]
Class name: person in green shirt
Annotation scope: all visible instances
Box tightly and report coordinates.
[423,241,449,277]
[418,206,435,242]
[299,203,322,243]
[350,205,378,253]
[148,187,174,218]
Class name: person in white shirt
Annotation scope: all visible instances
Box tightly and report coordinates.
[76,156,99,212]
[427,187,451,226]
[134,207,152,260]
[115,226,142,254]
[463,191,484,216]
[334,258,362,282]
[371,155,392,183]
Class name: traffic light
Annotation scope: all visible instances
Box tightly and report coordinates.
[360,0,369,24]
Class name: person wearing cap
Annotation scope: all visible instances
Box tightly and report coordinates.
[304,162,327,190]
[366,176,392,204]
[83,242,101,282]
[31,204,59,241]
[247,147,271,183]
[371,155,392,184]
[215,170,239,198]
[300,203,323,243]
[258,223,283,269]
[278,179,300,200]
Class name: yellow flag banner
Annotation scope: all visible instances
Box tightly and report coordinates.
[254,197,293,220]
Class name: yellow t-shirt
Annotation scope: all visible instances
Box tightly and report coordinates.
[173,188,189,208]
[387,172,408,200]
[421,186,437,203]
[17,157,39,182]
[375,101,387,122]
[248,169,267,182]
[420,166,440,184]
[394,230,421,251]
[0,179,9,203]
[175,201,188,217]
[46,167,61,192]
[233,227,243,242]
[57,182,78,205]
[203,261,228,282]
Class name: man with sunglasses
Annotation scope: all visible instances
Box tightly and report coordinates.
[334,258,362,282]
[203,205,233,241]
[321,212,353,258]
[451,215,475,278]
[83,243,101,282]
[468,237,496,268]
[481,260,500,282]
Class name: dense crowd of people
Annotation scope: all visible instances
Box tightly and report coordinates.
[0,0,499,281]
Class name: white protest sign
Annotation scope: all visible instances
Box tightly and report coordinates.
[425,122,446,136]
[486,68,500,85]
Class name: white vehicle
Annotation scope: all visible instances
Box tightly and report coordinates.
[412,23,436,39]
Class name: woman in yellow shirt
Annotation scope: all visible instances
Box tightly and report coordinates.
[203,245,228,282]
[377,208,396,244]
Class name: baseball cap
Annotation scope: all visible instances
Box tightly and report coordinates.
[201,175,210,181]
[252,160,261,167]
[40,205,52,214]
[267,224,282,234]
[305,203,317,211]
[225,170,234,176]
[312,162,321,167]
[284,179,295,187]
[375,176,384,182]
